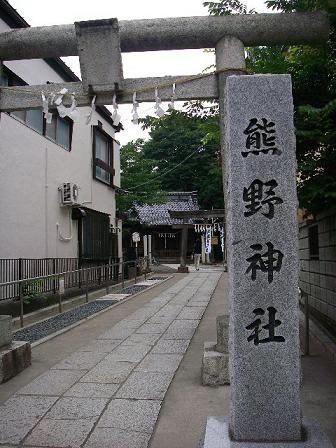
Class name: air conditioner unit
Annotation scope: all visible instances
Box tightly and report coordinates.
[59,182,80,206]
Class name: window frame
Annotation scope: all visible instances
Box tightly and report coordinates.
[92,126,115,187]
[44,113,73,151]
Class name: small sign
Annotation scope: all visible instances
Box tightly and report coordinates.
[211,236,219,245]
[59,276,65,295]
[132,232,140,243]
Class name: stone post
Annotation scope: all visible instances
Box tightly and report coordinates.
[201,234,206,264]
[216,36,246,207]
[202,73,333,448]
[178,226,189,273]
[226,74,301,441]
[143,235,148,258]
[148,234,152,264]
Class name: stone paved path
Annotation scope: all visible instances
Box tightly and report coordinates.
[0,271,221,448]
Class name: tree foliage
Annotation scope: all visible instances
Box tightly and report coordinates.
[203,0,336,214]
[116,139,166,213]
[140,110,224,209]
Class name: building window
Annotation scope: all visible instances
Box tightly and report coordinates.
[308,225,319,260]
[2,66,72,150]
[46,114,72,151]
[93,126,115,186]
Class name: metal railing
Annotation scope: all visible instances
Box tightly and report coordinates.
[0,257,121,301]
[0,257,150,328]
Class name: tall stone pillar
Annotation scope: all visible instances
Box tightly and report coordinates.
[148,234,152,264]
[143,235,148,258]
[201,234,206,264]
[202,74,333,447]
[216,36,246,208]
[178,226,189,273]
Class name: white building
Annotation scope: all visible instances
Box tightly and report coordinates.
[0,0,122,265]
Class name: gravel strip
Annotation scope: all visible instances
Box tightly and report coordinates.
[13,277,167,344]
[13,300,116,343]
[120,285,149,295]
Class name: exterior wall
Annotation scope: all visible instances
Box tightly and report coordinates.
[0,18,120,260]
[299,209,336,323]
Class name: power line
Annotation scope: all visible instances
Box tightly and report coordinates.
[119,146,201,193]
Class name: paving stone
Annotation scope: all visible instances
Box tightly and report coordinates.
[97,326,136,340]
[136,323,169,334]
[103,343,151,363]
[177,307,206,320]
[0,395,57,445]
[135,353,183,373]
[146,315,175,325]
[163,320,199,340]
[46,397,108,420]
[17,369,84,396]
[116,371,174,400]
[85,427,151,448]
[152,339,190,354]
[24,418,95,448]
[98,398,161,433]
[51,351,106,370]
[124,333,161,346]
[79,340,121,353]
[80,361,136,384]
[116,319,146,329]
[64,382,119,398]
[186,301,209,307]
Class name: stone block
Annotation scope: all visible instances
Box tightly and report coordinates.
[152,339,190,354]
[135,353,183,374]
[202,342,230,386]
[0,341,31,383]
[201,416,333,448]
[80,360,136,384]
[215,315,229,353]
[24,417,96,448]
[0,315,12,348]
[116,371,174,400]
[98,398,161,433]
[0,395,57,445]
[64,382,119,398]
[51,351,106,371]
[85,427,151,448]
[17,369,84,395]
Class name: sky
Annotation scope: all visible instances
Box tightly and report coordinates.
[8,0,270,145]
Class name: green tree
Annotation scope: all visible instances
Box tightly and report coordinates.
[140,110,224,209]
[117,139,166,213]
[204,0,336,214]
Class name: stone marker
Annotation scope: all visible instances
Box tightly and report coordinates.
[202,316,230,386]
[202,75,333,447]
[0,315,12,348]
[0,315,31,383]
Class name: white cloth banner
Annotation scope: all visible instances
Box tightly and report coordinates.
[205,228,212,254]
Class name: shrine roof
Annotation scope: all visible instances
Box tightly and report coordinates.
[134,191,199,226]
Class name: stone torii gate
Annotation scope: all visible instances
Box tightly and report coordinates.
[0,11,333,448]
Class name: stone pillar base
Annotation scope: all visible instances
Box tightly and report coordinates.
[202,342,230,386]
[178,266,189,273]
[0,341,31,383]
[201,417,333,448]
